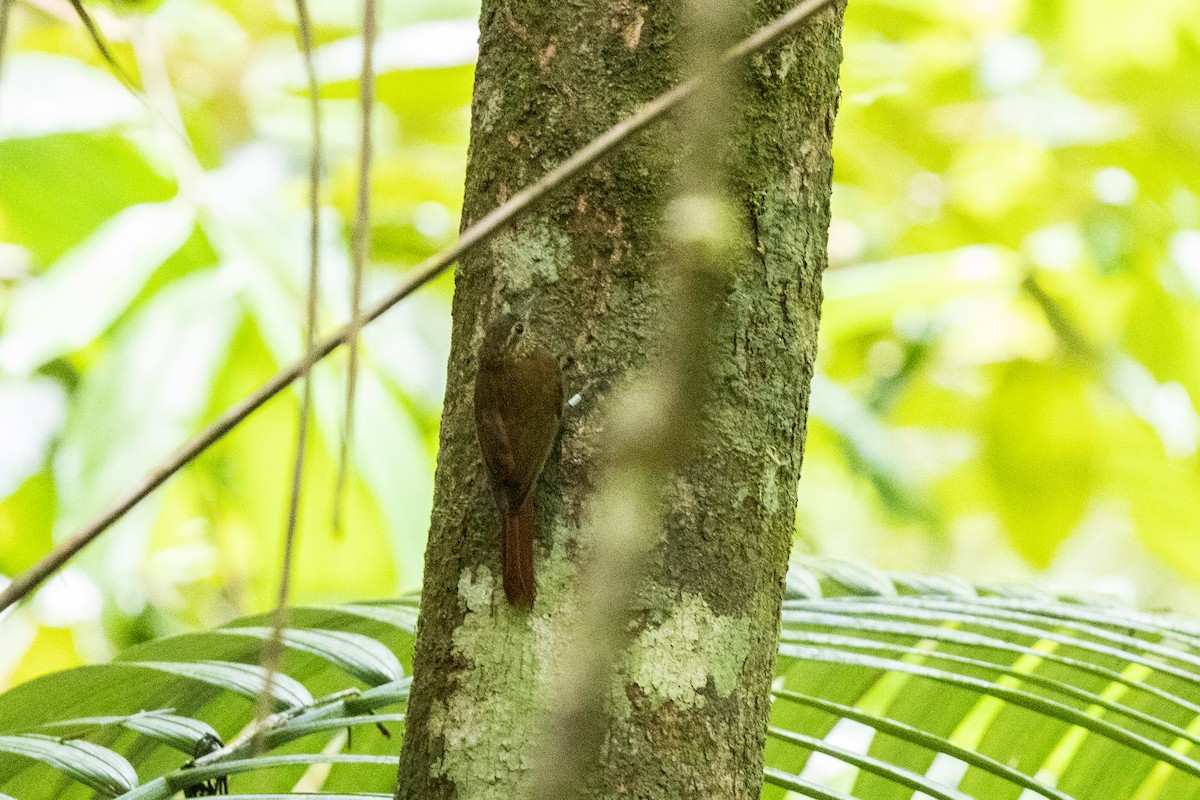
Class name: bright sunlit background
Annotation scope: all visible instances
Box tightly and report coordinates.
[1,0,1198,691]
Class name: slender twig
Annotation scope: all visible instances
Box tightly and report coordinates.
[255,0,324,743]
[0,0,837,614]
[65,0,140,92]
[332,0,378,536]
[57,0,188,142]
[1020,272,1102,365]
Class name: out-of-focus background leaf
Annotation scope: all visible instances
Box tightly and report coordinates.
[0,0,1197,691]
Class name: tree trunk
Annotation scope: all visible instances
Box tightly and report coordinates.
[395,1,845,797]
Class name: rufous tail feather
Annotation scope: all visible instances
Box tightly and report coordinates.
[502,496,536,609]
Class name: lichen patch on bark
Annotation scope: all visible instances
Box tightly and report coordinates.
[426,535,586,796]
[483,223,569,298]
[423,569,541,796]
[621,591,751,710]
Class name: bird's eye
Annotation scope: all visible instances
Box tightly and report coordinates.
[514,322,525,335]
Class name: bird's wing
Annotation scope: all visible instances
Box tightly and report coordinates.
[478,405,518,477]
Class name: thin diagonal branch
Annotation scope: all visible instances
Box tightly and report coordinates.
[332,0,378,536]
[57,0,187,141]
[0,0,838,614]
[256,0,324,741]
[65,0,139,91]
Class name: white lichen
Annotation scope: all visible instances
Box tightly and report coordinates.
[624,591,751,708]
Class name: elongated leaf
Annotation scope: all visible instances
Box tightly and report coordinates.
[785,598,1200,685]
[780,609,1200,715]
[805,557,899,598]
[769,560,1200,800]
[334,603,420,631]
[277,713,404,741]
[0,200,195,373]
[772,690,1075,800]
[763,767,855,800]
[209,628,403,686]
[952,595,1200,640]
[781,630,1200,749]
[41,710,218,754]
[0,734,136,796]
[770,727,974,800]
[127,661,313,711]
[164,753,394,791]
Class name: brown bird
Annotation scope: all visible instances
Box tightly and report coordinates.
[474,312,563,609]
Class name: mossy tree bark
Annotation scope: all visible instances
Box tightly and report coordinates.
[395,1,845,798]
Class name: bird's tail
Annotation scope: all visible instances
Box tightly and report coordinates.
[502,497,536,609]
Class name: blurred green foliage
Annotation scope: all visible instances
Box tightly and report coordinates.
[808,0,1200,615]
[0,0,1198,690]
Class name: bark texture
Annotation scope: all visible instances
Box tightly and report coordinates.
[396,1,845,798]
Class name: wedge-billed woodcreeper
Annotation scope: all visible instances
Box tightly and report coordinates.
[473,312,562,609]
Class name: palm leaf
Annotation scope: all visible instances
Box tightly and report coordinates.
[0,564,1196,799]
[768,558,1200,799]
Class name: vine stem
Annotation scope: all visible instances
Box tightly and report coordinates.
[332,0,379,536]
[255,0,324,740]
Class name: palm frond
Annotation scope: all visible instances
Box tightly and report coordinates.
[0,565,1197,799]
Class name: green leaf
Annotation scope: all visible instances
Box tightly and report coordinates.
[162,753,394,793]
[0,472,56,576]
[125,661,313,711]
[41,710,218,755]
[776,644,1200,779]
[333,603,419,632]
[983,360,1099,567]
[206,627,404,686]
[770,561,1200,799]
[0,200,196,373]
[0,733,137,796]
[51,268,240,596]
[805,557,899,598]
[763,767,855,800]
[772,691,1075,800]
[0,56,143,141]
[0,134,176,265]
[770,726,974,800]
[0,379,66,501]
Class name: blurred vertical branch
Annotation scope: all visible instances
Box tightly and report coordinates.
[525,0,738,796]
[257,0,323,736]
[0,0,11,101]
[333,0,378,535]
